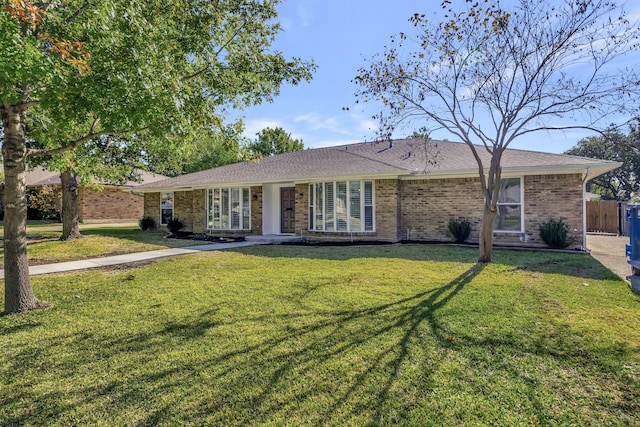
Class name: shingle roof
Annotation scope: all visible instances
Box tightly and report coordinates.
[136,139,620,191]
[20,166,167,187]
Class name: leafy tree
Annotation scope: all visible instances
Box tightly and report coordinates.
[27,185,61,220]
[180,122,251,174]
[248,127,304,158]
[354,0,640,262]
[408,126,430,140]
[36,136,144,240]
[0,0,315,313]
[565,128,640,200]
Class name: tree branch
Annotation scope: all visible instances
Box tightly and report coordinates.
[27,119,143,158]
[63,1,94,24]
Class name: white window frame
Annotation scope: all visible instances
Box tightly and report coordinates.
[494,177,524,233]
[160,192,174,226]
[309,180,375,232]
[206,187,251,231]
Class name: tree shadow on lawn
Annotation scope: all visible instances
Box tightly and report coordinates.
[232,244,621,281]
[2,264,638,425]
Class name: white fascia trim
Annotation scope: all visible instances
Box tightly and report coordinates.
[131,172,404,193]
[130,162,620,192]
[294,171,402,184]
[399,162,621,180]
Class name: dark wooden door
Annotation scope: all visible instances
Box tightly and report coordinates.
[281,187,296,233]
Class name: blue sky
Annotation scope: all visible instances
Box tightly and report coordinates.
[231,0,634,154]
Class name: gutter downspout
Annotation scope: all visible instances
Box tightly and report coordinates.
[582,167,592,252]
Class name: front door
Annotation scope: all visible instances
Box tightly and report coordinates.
[280,187,296,233]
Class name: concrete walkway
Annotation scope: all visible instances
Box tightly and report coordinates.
[0,241,263,279]
[586,234,629,279]
[586,234,640,292]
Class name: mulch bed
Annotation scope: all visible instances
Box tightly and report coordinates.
[166,231,245,243]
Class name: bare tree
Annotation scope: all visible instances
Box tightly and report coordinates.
[354,0,640,262]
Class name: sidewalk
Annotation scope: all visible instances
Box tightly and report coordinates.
[0,241,263,280]
[586,234,629,279]
[586,234,640,292]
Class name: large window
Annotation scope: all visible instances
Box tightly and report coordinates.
[309,180,374,232]
[206,188,251,230]
[495,178,522,232]
[160,192,173,225]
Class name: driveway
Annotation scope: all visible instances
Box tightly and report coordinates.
[586,234,630,280]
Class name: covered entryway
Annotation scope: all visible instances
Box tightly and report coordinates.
[280,187,296,233]
[261,183,298,235]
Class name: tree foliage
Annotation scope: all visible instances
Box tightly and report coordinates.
[565,127,640,200]
[172,122,250,175]
[354,0,640,262]
[408,126,431,140]
[248,127,304,158]
[0,0,315,313]
[27,185,61,220]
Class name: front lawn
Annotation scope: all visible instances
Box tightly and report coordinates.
[0,226,197,268]
[1,245,638,425]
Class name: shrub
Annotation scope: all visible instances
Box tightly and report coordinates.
[138,215,156,231]
[539,218,575,249]
[166,217,185,234]
[447,217,471,243]
[27,185,62,220]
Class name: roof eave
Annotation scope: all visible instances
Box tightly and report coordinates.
[130,161,622,193]
[400,162,621,180]
[131,170,405,193]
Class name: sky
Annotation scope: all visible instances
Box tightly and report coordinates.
[230,0,636,154]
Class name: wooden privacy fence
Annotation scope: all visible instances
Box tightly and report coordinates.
[586,200,625,234]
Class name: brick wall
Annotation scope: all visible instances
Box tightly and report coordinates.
[373,179,400,241]
[142,173,586,247]
[523,174,583,247]
[174,191,194,230]
[400,174,585,247]
[143,192,160,227]
[251,186,263,235]
[401,177,484,242]
[78,187,145,222]
[295,183,308,236]
[192,189,206,233]
[145,188,261,236]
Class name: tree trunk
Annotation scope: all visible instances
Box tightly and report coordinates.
[478,203,497,263]
[60,171,82,241]
[1,106,48,314]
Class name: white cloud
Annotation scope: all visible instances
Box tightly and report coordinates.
[293,113,349,134]
[352,115,377,133]
[242,119,284,139]
[296,0,317,27]
[240,110,380,149]
[279,16,293,31]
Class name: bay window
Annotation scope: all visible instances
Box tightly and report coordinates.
[207,187,251,230]
[309,180,374,232]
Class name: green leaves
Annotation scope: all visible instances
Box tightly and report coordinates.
[2,0,315,154]
[249,127,304,158]
[565,127,640,200]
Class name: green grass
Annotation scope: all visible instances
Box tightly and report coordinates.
[1,245,639,425]
[0,226,197,267]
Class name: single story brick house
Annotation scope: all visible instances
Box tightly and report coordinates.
[19,167,167,222]
[135,139,620,249]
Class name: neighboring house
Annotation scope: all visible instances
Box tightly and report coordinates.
[135,139,620,249]
[12,167,167,222]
